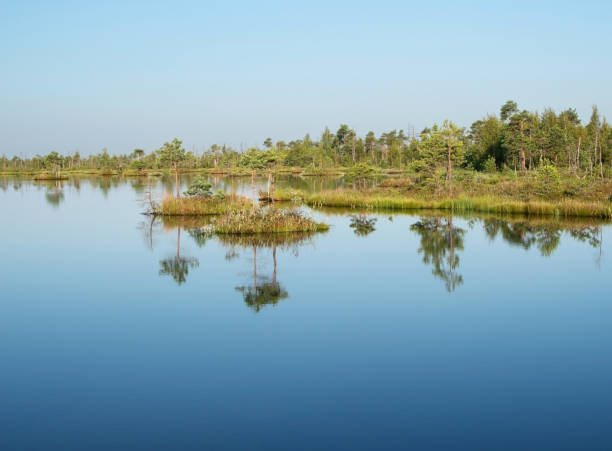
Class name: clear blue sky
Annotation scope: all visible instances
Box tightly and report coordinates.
[1,0,611,156]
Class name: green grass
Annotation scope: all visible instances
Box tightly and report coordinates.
[275,189,612,219]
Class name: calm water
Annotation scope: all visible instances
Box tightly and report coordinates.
[1,175,612,450]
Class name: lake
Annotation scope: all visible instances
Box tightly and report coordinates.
[1,175,611,450]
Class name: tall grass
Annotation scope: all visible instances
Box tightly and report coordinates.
[275,189,612,219]
[155,194,250,215]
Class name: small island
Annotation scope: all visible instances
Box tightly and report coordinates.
[152,175,329,234]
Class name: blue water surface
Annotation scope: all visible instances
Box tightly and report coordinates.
[1,176,611,450]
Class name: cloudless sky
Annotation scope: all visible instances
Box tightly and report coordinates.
[1,0,611,156]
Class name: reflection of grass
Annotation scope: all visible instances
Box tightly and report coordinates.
[276,189,612,219]
[155,194,250,215]
[216,230,317,248]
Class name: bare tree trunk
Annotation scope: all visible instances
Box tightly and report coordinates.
[519,121,527,173]
[253,245,257,291]
[174,163,180,197]
[446,137,452,195]
[267,172,275,202]
[272,247,277,284]
[448,216,454,282]
[595,132,603,179]
[176,227,181,263]
[251,170,256,209]
[575,137,581,176]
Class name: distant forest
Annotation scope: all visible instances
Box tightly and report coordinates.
[3,101,611,177]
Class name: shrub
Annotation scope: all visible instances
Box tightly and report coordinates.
[537,164,561,185]
[408,159,428,173]
[184,176,213,197]
[535,163,561,197]
[130,160,146,171]
[483,156,497,173]
[213,189,226,201]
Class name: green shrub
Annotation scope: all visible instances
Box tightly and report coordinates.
[535,164,561,197]
[483,156,497,173]
[130,160,146,171]
[408,159,428,173]
[213,189,226,201]
[184,176,213,197]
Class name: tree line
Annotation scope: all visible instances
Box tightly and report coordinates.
[2,101,611,178]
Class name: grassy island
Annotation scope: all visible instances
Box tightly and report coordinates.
[155,193,251,216]
[153,176,328,233]
[33,172,69,181]
[156,198,328,233]
[214,208,329,234]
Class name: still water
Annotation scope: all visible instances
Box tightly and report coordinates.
[1,175,611,450]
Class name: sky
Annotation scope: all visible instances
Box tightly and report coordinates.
[1,0,611,157]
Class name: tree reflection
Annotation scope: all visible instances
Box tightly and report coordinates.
[410,214,605,291]
[410,216,465,292]
[221,233,314,313]
[44,181,65,207]
[483,218,601,257]
[155,215,317,310]
[235,244,289,313]
[350,214,377,237]
[158,226,199,285]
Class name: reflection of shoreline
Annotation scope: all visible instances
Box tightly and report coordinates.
[408,214,604,292]
[147,207,605,298]
[311,204,611,227]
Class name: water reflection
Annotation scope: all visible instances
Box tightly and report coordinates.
[483,217,601,257]
[411,216,465,292]
[151,212,607,297]
[235,245,289,313]
[409,215,605,292]
[349,214,377,237]
[42,181,65,207]
[158,226,199,285]
[221,233,316,312]
[155,216,319,311]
